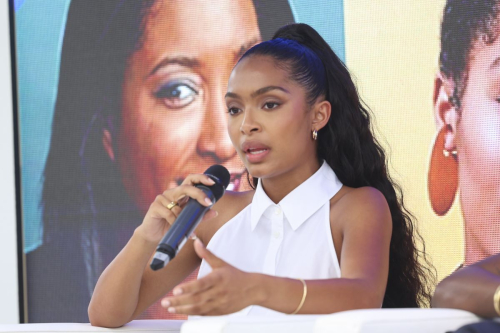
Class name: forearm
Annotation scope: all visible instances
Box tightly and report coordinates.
[254,274,383,314]
[432,266,500,318]
[88,228,157,327]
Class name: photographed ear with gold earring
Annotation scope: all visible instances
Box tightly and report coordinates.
[428,125,458,216]
[312,129,318,141]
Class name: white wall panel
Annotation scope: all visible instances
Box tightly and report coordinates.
[0,0,21,325]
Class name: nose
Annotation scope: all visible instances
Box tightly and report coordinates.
[239,108,261,136]
[196,85,236,163]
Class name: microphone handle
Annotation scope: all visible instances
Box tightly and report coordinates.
[152,186,214,267]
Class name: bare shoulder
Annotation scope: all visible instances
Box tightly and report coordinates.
[330,186,391,230]
[197,190,255,244]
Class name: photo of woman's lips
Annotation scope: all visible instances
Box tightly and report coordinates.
[226,172,243,191]
[174,170,245,192]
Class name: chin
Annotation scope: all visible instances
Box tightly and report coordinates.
[245,163,273,180]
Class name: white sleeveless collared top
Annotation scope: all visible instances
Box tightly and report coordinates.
[197,161,343,316]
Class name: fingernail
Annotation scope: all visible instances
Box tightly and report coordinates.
[168,307,176,313]
[173,288,183,296]
[205,197,213,205]
[161,300,170,307]
[207,177,216,184]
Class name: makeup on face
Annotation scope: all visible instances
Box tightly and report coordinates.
[117,0,261,211]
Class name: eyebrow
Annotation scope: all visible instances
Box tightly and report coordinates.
[225,86,290,99]
[235,38,260,60]
[147,37,260,78]
[148,57,200,77]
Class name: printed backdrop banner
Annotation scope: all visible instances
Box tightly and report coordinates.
[15,0,344,322]
[344,0,463,276]
[15,0,498,324]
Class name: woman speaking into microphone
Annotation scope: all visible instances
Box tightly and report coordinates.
[89,23,434,327]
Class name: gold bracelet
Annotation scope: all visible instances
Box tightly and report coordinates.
[493,285,500,317]
[290,278,307,315]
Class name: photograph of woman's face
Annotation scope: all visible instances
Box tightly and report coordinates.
[454,34,500,262]
[115,0,261,212]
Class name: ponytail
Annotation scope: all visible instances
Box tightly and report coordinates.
[241,23,435,307]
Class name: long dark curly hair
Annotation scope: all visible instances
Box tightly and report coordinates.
[241,23,435,308]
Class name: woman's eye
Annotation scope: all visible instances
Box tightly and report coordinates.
[263,102,280,110]
[154,82,198,109]
[227,107,241,115]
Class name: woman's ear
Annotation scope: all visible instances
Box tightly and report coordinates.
[429,74,460,215]
[434,74,459,151]
[102,129,115,162]
[311,99,331,132]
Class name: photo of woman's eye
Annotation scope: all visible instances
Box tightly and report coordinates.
[154,81,199,109]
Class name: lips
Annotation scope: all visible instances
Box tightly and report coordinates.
[241,141,270,154]
[247,148,268,155]
[226,172,243,191]
[241,141,270,164]
[175,170,244,192]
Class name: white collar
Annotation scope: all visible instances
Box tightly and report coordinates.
[250,161,343,231]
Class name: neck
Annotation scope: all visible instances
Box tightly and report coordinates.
[460,187,500,266]
[260,159,321,203]
[463,220,500,266]
[463,232,500,266]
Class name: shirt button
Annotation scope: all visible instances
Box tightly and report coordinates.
[274,207,281,215]
[274,232,280,239]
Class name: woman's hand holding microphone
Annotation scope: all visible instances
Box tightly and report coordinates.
[89,168,233,326]
[135,173,219,244]
[137,169,260,316]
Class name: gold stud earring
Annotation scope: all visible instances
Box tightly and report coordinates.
[312,130,318,140]
[442,149,458,157]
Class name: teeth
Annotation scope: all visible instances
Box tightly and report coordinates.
[249,149,267,154]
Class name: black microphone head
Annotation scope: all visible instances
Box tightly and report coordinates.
[204,165,230,201]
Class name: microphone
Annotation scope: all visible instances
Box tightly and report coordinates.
[150,165,230,271]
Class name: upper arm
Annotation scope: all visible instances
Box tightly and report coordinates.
[333,187,392,297]
[436,253,500,294]
[431,253,500,314]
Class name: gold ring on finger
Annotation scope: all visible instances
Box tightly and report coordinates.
[166,201,178,210]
